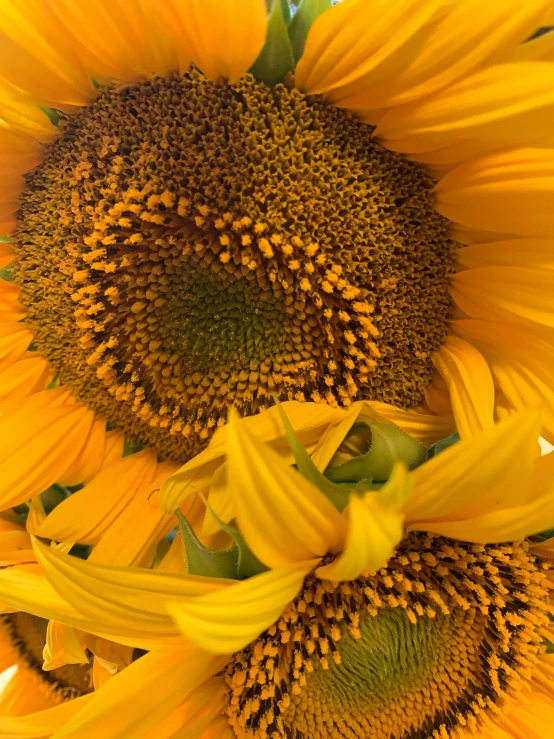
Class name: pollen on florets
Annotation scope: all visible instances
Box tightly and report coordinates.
[223,535,551,739]
[14,71,454,462]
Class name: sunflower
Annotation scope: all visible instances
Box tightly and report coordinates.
[0,515,137,719]
[0,612,93,718]
[0,0,553,521]
[1,404,554,738]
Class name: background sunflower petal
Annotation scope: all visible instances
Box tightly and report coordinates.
[432,334,495,438]
[150,0,267,83]
[433,148,554,237]
[404,408,542,524]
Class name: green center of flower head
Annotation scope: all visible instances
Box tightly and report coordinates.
[174,413,551,739]
[224,536,549,739]
[13,68,454,462]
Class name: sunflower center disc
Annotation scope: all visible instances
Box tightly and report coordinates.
[224,535,550,739]
[14,71,454,461]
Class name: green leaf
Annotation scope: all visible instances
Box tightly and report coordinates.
[251,0,295,84]
[326,421,426,483]
[275,399,350,512]
[175,510,238,579]
[426,433,460,459]
[288,0,331,61]
[201,496,268,579]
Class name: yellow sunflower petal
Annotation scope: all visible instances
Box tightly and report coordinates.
[0,0,94,106]
[34,449,159,544]
[162,679,227,739]
[367,401,456,444]
[404,408,542,526]
[168,559,317,654]
[227,408,346,568]
[418,484,554,543]
[201,464,234,538]
[0,566,176,650]
[508,28,554,61]
[455,238,554,270]
[0,354,52,407]
[0,126,44,177]
[298,0,552,111]
[57,414,107,487]
[295,0,444,96]
[99,429,125,468]
[447,223,515,246]
[424,370,453,416]
[451,266,554,330]
[433,148,554,237]
[150,0,267,84]
[0,240,15,268]
[33,537,233,648]
[0,79,57,142]
[42,621,88,671]
[0,217,16,238]
[0,696,93,738]
[317,464,411,582]
[452,318,554,443]
[51,648,226,739]
[502,693,554,739]
[46,0,178,82]
[160,400,343,513]
[0,391,101,510]
[431,334,495,438]
[0,280,26,323]
[88,460,178,567]
[375,62,554,164]
[0,201,20,220]
[0,323,31,371]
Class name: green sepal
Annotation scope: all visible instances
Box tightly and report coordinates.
[123,437,143,457]
[544,638,554,654]
[426,433,460,459]
[68,542,92,560]
[0,266,14,283]
[275,399,351,512]
[325,421,426,484]
[175,509,238,579]
[529,528,554,543]
[264,0,291,23]
[41,484,70,514]
[288,0,331,61]
[5,502,30,526]
[202,496,268,579]
[251,0,295,85]
[39,105,61,126]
